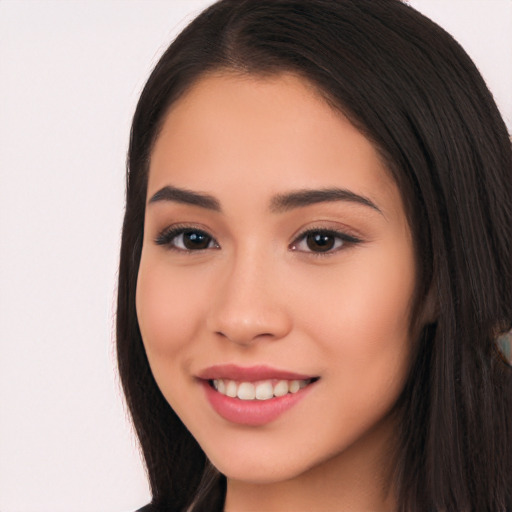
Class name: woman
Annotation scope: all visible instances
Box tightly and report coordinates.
[117,1,512,510]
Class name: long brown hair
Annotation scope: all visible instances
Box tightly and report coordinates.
[117,1,512,510]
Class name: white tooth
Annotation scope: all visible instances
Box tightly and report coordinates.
[289,380,301,393]
[273,380,289,397]
[237,382,256,400]
[212,379,219,390]
[217,379,226,394]
[255,381,274,400]
[226,380,237,398]
[299,379,308,389]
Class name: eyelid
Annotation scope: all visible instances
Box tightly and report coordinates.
[154,223,220,251]
[153,222,363,254]
[289,227,363,255]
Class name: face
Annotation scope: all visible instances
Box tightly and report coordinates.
[136,73,417,484]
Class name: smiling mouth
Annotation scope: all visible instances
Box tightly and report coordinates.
[209,377,319,401]
[200,367,320,425]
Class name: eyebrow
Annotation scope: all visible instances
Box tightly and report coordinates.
[148,185,221,211]
[270,188,382,214]
[148,185,382,215]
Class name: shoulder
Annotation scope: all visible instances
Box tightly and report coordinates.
[135,503,183,512]
[136,504,162,512]
[135,505,153,512]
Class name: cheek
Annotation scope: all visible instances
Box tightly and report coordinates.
[296,243,415,387]
[135,256,202,365]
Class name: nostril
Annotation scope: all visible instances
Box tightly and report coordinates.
[206,294,293,345]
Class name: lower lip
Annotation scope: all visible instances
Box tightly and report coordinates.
[201,380,315,426]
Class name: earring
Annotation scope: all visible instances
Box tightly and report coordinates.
[496,329,512,365]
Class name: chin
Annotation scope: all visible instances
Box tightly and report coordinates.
[214,460,305,485]
[205,443,322,485]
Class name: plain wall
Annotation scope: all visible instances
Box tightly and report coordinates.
[0,1,510,511]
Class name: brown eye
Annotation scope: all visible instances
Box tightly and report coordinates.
[180,231,213,250]
[155,227,219,251]
[291,229,362,254]
[306,232,337,252]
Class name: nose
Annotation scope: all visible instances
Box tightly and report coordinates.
[206,250,292,347]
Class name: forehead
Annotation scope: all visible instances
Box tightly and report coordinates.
[148,72,403,220]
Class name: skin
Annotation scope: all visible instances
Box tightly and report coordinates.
[136,72,418,511]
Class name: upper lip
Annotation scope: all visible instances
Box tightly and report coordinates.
[197,364,316,381]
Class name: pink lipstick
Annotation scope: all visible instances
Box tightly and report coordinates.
[198,365,318,426]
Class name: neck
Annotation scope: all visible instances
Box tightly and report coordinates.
[223,416,397,512]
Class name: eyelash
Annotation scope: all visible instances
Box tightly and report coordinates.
[154,225,362,255]
[290,228,362,255]
[155,225,220,252]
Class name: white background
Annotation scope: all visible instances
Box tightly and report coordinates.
[0,1,510,511]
